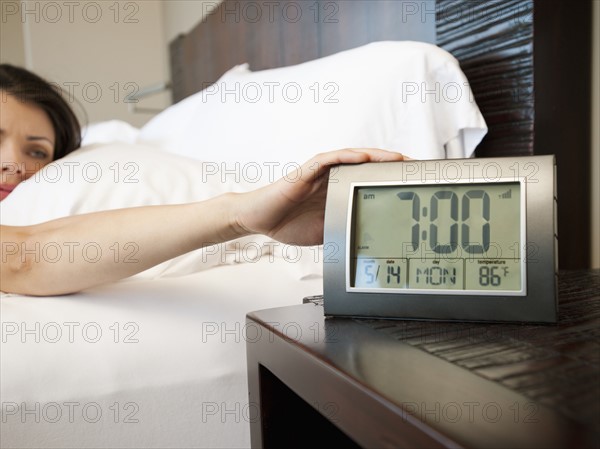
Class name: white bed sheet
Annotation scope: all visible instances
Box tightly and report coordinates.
[1,258,322,448]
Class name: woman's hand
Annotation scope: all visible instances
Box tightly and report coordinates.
[233,148,406,246]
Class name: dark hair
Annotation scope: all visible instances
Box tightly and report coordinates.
[0,64,81,160]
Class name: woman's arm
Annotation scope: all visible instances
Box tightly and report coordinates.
[1,195,243,296]
[0,149,404,296]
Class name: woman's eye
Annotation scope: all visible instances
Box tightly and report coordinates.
[27,148,49,159]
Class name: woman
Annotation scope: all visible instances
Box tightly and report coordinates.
[0,64,405,296]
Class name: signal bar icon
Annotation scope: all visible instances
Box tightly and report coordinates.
[499,189,512,199]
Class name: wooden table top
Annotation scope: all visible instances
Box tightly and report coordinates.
[247,269,600,448]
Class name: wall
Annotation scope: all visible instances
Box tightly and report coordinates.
[1,0,169,128]
[0,0,26,66]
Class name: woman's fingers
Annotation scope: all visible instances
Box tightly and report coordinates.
[304,148,405,175]
[287,148,405,189]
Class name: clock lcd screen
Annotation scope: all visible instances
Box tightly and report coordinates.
[352,183,522,292]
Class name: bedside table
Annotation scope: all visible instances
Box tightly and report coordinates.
[246,270,599,448]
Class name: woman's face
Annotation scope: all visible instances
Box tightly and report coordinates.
[0,92,55,200]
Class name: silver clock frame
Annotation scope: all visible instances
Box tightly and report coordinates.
[323,155,558,323]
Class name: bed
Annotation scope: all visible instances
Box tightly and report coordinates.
[0,1,592,448]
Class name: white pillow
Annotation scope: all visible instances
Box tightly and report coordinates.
[0,143,287,280]
[81,120,140,146]
[137,41,487,186]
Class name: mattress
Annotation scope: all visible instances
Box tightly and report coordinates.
[1,258,322,448]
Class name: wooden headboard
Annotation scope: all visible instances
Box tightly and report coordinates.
[169,0,592,269]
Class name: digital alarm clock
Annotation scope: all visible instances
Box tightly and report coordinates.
[322,156,558,323]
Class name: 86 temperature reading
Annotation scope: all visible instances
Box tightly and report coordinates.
[479,265,510,287]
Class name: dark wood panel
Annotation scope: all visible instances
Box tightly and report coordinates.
[170,0,435,102]
[368,0,437,42]
[532,0,592,269]
[276,2,319,68]
[318,0,375,57]
[437,0,535,158]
